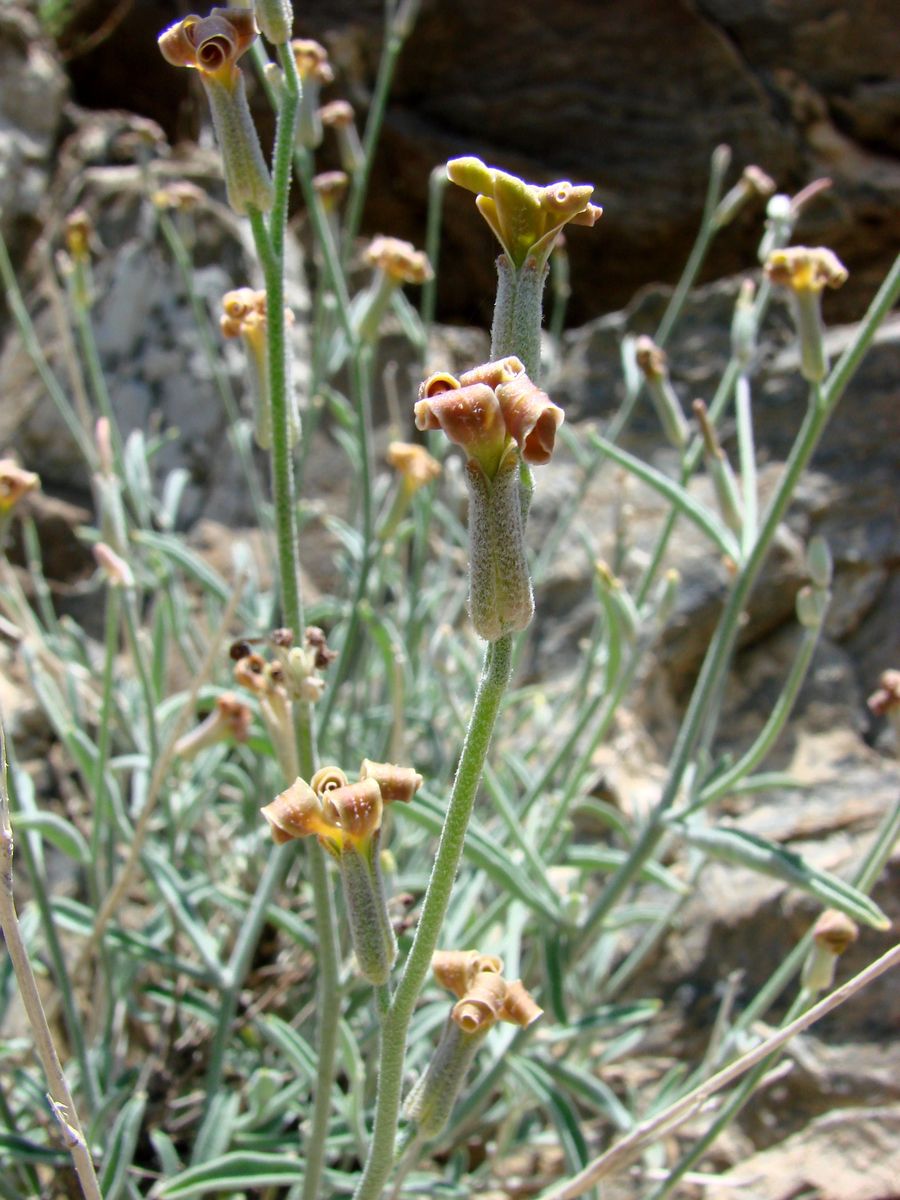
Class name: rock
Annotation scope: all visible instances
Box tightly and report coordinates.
[0,113,311,527]
[40,1,899,326]
[705,1105,900,1200]
[0,5,67,256]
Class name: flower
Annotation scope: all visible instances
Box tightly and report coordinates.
[220,288,297,449]
[415,356,562,479]
[0,459,39,512]
[386,442,442,494]
[447,155,601,269]
[158,8,257,88]
[363,235,433,286]
[158,9,272,214]
[765,246,848,294]
[765,246,848,381]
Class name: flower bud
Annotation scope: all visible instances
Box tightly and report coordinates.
[806,535,832,590]
[174,692,253,758]
[0,459,40,512]
[867,669,900,718]
[93,542,134,588]
[714,164,776,228]
[731,278,757,366]
[795,584,828,630]
[635,336,689,449]
[255,0,293,44]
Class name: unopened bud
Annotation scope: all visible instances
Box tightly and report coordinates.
[634,336,689,449]
[93,542,134,588]
[795,584,828,629]
[255,0,293,44]
[806,535,832,589]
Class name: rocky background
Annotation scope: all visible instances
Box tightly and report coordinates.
[1,2,898,1197]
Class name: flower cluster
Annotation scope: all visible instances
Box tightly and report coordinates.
[447,155,602,269]
[415,356,562,480]
[405,949,542,1135]
[432,948,543,1032]
[261,759,422,855]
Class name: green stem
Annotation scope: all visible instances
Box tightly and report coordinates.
[353,635,514,1200]
[578,254,900,949]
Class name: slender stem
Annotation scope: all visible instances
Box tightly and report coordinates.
[0,729,104,1200]
[249,53,342,1200]
[692,622,822,809]
[353,635,514,1200]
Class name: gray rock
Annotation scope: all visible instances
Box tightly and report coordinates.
[0,6,67,250]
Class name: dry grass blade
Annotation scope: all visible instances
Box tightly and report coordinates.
[538,941,900,1200]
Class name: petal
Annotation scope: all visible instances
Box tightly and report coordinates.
[495,374,564,465]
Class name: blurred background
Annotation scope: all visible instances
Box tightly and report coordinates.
[9,0,900,327]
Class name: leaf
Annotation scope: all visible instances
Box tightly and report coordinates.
[566,845,688,893]
[536,1057,633,1131]
[677,821,890,929]
[256,1016,316,1083]
[99,1092,147,1200]
[11,811,90,864]
[190,1092,240,1167]
[156,1152,304,1197]
[508,1057,590,1173]
[588,431,741,561]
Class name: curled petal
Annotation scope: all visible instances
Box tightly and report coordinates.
[261,777,331,843]
[419,371,460,398]
[495,374,564,464]
[433,949,481,997]
[323,778,383,841]
[433,950,504,999]
[446,155,496,197]
[360,759,423,804]
[538,181,595,218]
[452,970,508,1033]
[159,9,257,82]
[414,382,508,476]
[499,979,544,1028]
[458,356,525,390]
[567,202,604,227]
[310,765,349,796]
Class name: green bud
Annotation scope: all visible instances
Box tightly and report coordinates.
[466,452,534,642]
[806,535,833,589]
[255,0,293,44]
